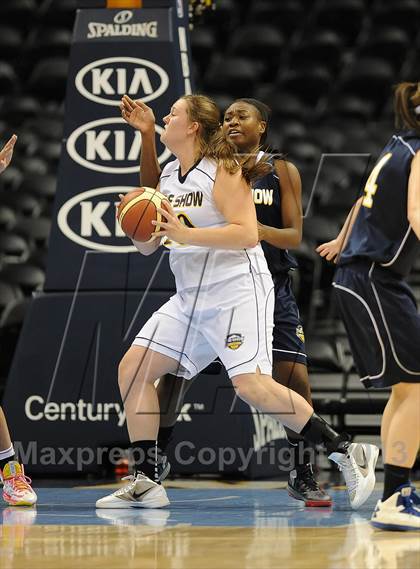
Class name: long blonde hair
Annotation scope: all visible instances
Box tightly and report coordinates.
[394,82,420,132]
[182,94,271,183]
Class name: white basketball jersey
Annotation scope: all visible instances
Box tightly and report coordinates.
[159,157,270,291]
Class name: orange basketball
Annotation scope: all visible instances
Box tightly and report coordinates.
[117,187,170,242]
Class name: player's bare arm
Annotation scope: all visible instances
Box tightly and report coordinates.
[257,159,302,248]
[120,95,161,188]
[407,150,420,239]
[0,134,17,174]
[316,196,363,262]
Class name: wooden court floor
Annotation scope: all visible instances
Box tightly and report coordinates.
[1,482,419,569]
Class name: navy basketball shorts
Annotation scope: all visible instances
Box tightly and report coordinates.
[272,272,307,366]
[133,271,275,380]
[333,261,420,389]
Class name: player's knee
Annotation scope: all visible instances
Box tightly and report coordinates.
[118,357,145,394]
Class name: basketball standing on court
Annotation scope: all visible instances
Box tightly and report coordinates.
[0,134,37,506]
[318,82,420,531]
[96,94,378,511]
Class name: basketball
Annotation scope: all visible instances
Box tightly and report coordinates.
[117,187,170,242]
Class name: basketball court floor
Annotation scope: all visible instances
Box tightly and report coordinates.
[1,480,419,569]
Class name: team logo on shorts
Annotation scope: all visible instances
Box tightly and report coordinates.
[226,333,244,350]
[296,325,305,342]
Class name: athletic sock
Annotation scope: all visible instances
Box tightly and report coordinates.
[0,444,16,473]
[300,413,349,454]
[130,440,160,483]
[286,433,312,473]
[158,425,175,454]
[383,464,410,501]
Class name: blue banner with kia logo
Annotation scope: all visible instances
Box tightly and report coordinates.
[45,6,191,291]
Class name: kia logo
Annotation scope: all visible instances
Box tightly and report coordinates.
[66,118,171,173]
[114,10,133,24]
[75,57,169,106]
[57,187,137,252]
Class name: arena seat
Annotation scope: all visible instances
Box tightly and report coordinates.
[248,0,304,38]
[0,191,42,218]
[205,93,235,114]
[20,156,49,177]
[0,62,19,96]
[291,30,343,71]
[286,139,320,165]
[190,27,217,72]
[34,141,62,167]
[278,65,331,106]
[0,206,16,232]
[279,120,307,142]
[38,0,78,29]
[372,0,420,37]
[306,337,342,373]
[0,166,24,192]
[0,27,24,63]
[303,215,341,245]
[261,92,309,122]
[197,0,239,46]
[23,114,64,141]
[312,159,351,198]
[360,27,410,70]
[0,297,31,389]
[14,216,51,249]
[25,28,72,64]
[0,263,45,294]
[0,0,38,27]
[328,95,375,122]
[402,55,420,84]
[0,233,30,264]
[315,0,367,45]
[230,25,285,63]
[17,179,54,217]
[204,56,266,97]
[0,97,41,128]
[27,57,69,101]
[11,131,41,162]
[0,281,23,317]
[340,57,395,109]
[308,125,346,153]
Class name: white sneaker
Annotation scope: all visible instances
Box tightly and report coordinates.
[95,472,169,509]
[1,461,37,506]
[371,485,420,531]
[329,443,379,510]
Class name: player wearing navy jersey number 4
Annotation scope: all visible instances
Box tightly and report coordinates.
[317,82,420,531]
[96,94,378,511]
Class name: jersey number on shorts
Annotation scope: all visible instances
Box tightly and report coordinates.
[362,152,392,208]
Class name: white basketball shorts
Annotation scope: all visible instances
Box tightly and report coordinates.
[133,271,274,380]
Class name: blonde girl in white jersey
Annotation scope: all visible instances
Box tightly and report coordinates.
[96,95,378,510]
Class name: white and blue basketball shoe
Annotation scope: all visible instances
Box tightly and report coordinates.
[371,484,420,531]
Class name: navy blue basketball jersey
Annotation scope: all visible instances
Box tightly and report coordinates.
[339,130,420,276]
[253,152,298,276]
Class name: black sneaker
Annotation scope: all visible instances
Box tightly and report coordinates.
[287,464,332,507]
[157,454,171,482]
